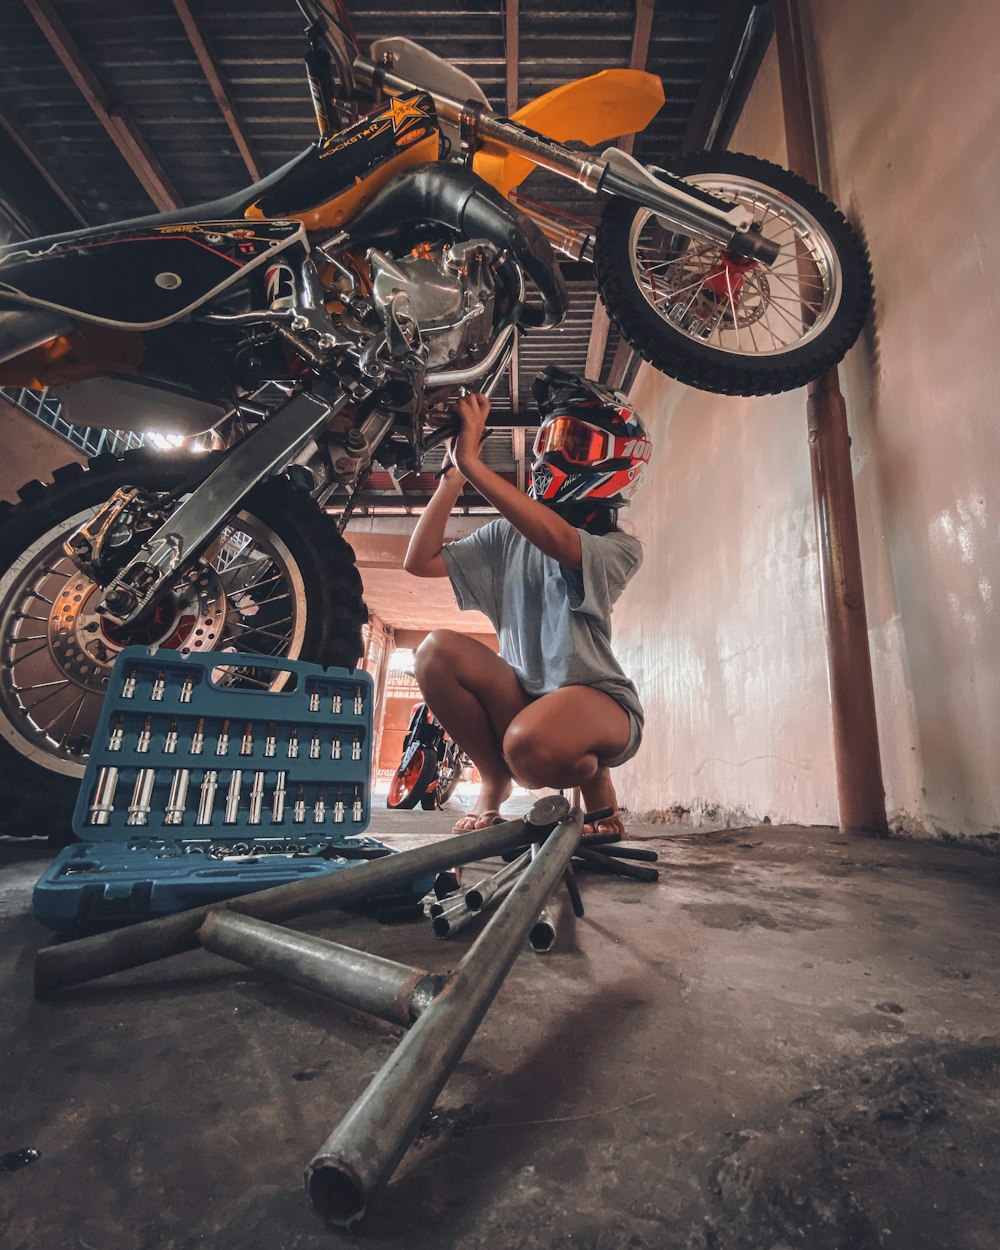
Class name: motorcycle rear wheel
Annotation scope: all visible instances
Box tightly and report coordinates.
[594,151,873,396]
[387,747,438,809]
[0,450,366,837]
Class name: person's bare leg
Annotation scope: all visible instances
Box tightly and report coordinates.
[579,765,626,836]
[414,630,532,828]
[502,686,631,801]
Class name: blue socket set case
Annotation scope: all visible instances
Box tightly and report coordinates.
[33,646,407,934]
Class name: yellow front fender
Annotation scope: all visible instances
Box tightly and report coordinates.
[473,69,665,198]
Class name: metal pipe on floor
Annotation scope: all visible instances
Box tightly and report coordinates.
[305,805,584,1225]
[563,863,585,918]
[432,872,521,938]
[198,912,445,1028]
[528,907,556,954]
[33,814,546,996]
[573,845,660,883]
[591,845,659,863]
[464,849,532,912]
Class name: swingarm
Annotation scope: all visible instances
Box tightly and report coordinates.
[94,380,350,627]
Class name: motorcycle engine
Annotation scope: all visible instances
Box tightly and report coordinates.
[367,239,498,370]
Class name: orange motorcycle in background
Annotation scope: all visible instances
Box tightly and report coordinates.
[0,0,871,828]
[387,702,470,811]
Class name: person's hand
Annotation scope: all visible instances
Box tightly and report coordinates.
[452,391,490,472]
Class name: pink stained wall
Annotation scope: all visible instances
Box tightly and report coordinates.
[612,0,1000,845]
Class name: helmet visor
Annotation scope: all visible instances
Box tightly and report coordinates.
[534,416,608,465]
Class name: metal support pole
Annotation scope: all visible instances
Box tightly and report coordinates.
[305,805,584,1225]
[772,0,887,836]
[33,814,546,995]
[198,912,445,1028]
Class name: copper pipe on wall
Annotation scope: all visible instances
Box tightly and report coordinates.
[772,0,887,836]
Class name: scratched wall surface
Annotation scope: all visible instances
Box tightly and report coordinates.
[612,0,1000,842]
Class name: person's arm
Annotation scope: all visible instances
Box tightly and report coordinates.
[452,392,583,568]
[402,465,465,578]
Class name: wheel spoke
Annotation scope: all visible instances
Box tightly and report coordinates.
[243,590,293,610]
[10,642,48,662]
[13,677,71,695]
[41,691,86,740]
[59,693,92,747]
[23,681,75,715]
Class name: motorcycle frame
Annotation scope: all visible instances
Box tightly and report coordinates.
[49,26,774,629]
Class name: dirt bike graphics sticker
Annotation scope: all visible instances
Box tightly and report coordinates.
[0,221,305,330]
[246,93,436,222]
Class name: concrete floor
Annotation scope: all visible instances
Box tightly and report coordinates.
[2,803,1000,1250]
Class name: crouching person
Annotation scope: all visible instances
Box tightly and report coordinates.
[402,368,651,835]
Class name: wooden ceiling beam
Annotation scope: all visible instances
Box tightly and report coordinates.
[23,0,182,211]
[504,0,519,115]
[0,106,89,227]
[620,0,656,157]
[585,297,611,381]
[607,337,634,390]
[171,0,262,182]
[583,0,655,383]
[512,426,526,493]
[683,0,771,151]
[504,0,521,409]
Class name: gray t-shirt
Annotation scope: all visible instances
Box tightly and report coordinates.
[440,519,644,745]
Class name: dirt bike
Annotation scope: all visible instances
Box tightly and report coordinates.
[387,702,469,811]
[0,0,872,832]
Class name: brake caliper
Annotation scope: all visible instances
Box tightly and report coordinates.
[64,486,175,585]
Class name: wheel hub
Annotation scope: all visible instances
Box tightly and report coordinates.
[48,565,226,694]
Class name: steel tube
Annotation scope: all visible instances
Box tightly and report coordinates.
[527,907,556,954]
[591,845,659,863]
[573,845,660,883]
[563,864,584,918]
[34,814,541,996]
[432,872,520,938]
[464,849,531,912]
[198,912,444,1027]
[305,806,584,1224]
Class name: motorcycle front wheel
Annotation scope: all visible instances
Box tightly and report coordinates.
[421,742,465,810]
[0,450,366,836]
[387,746,438,809]
[594,151,873,396]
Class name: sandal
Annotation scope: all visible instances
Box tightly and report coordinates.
[583,810,627,838]
[451,809,504,834]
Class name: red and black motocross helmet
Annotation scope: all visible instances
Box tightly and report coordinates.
[528,366,652,509]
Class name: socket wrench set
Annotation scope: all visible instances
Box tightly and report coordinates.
[33,646,400,934]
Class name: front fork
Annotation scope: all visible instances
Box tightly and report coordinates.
[96,379,350,628]
[352,56,780,265]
